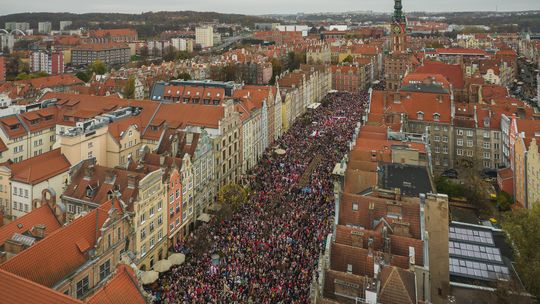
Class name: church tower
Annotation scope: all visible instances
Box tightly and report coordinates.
[390,0,407,53]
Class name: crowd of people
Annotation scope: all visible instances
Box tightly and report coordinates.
[148,92,369,303]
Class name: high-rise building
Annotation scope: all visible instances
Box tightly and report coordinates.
[195,26,214,48]
[5,22,30,32]
[38,22,52,34]
[30,50,64,75]
[59,20,72,31]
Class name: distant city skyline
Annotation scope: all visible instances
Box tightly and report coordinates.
[1,0,539,16]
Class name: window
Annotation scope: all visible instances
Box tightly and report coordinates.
[433,113,440,121]
[149,236,155,248]
[467,140,473,147]
[99,260,111,281]
[352,203,358,211]
[457,129,463,136]
[434,136,440,142]
[417,111,424,120]
[443,146,448,154]
[347,264,353,273]
[494,132,500,140]
[140,228,146,240]
[466,150,474,157]
[483,131,490,138]
[442,136,448,143]
[467,130,474,137]
[140,212,146,224]
[157,214,163,225]
[483,142,490,149]
[150,221,155,232]
[141,244,146,256]
[158,200,162,210]
[483,152,490,159]
[434,146,440,153]
[169,194,174,203]
[158,229,163,240]
[494,143,500,150]
[24,189,28,198]
[88,142,93,148]
[76,276,89,298]
[13,186,17,196]
[149,207,155,217]
[457,149,463,156]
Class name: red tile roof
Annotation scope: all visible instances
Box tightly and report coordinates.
[0,203,61,246]
[414,61,465,89]
[10,149,71,185]
[378,266,416,304]
[0,199,120,288]
[74,43,129,51]
[0,269,82,304]
[86,264,146,304]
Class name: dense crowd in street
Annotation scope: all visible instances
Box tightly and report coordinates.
[148,92,369,303]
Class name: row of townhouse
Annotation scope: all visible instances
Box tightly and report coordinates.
[277,65,332,133]
[0,189,150,303]
[367,81,536,173]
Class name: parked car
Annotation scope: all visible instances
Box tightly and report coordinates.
[441,169,458,179]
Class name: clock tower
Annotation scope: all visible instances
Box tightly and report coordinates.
[391,0,407,53]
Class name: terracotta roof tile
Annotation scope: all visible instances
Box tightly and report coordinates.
[0,203,61,246]
[10,149,71,185]
[0,200,119,288]
[86,264,146,304]
[0,269,82,304]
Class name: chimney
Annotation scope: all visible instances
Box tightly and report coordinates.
[367,236,374,256]
[33,224,46,238]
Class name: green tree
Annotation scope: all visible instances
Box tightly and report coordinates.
[162,46,177,62]
[342,55,354,63]
[75,71,90,82]
[217,183,249,212]
[123,76,136,99]
[496,191,514,211]
[89,59,107,75]
[139,46,149,60]
[503,203,540,298]
[176,51,193,60]
[270,57,282,85]
[177,72,191,80]
[15,72,31,80]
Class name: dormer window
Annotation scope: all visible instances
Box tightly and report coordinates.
[433,113,440,122]
[417,111,424,120]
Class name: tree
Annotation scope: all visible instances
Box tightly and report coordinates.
[162,46,177,62]
[75,71,90,82]
[217,184,249,212]
[496,191,514,211]
[270,57,282,85]
[342,55,354,63]
[176,51,193,60]
[139,46,149,60]
[89,59,107,75]
[123,76,136,99]
[177,72,191,80]
[15,72,31,80]
[503,203,540,298]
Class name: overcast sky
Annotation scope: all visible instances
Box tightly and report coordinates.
[2,0,539,16]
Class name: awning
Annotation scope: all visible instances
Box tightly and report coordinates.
[307,103,321,110]
[168,253,186,266]
[153,259,172,273]
[140,270,159,284]
[197,213,211,223]
[207,204,222,212]
[274,148,286,155]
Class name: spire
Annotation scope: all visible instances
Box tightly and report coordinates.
[393,0,404,23]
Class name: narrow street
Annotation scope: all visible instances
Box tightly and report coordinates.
[149,92,369,303]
